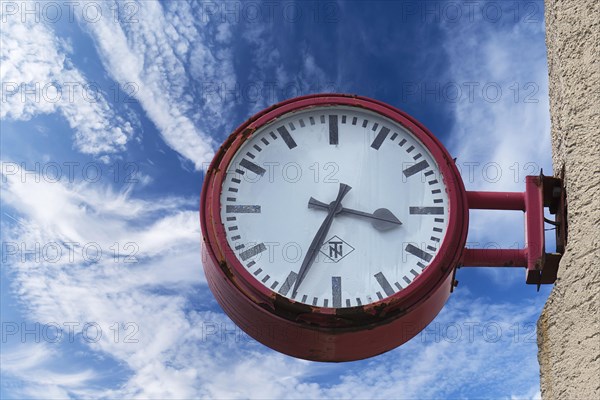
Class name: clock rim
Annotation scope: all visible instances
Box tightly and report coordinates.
[201,93,468,328]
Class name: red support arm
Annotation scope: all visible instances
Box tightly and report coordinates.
[466,191,525,210]
[460,175,563,285]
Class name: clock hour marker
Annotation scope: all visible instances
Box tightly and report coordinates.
[225,205,260,214]
[231,235,241,240]
[406,145,415,153]
[371,126,391,150]
[409,206,444,215]
[240,243,267,261]
[394,282,403,290]
[299,119,305,128]
[261,138,270,146]
[270,281,279,290]
[253,268,262,276]
[417,262,426,269]
[312,297,318,306]
[376,292,383,300]
[247,261,255,267]
[362,119,368,128]
[276,126,297,149]
[269,131,277,140]
[320,115,325,124]
[351,116,357,125]
[410,269,419,277]
[262,275,270,283]
[374,272,395,296]
[239,158,266,176]
[399,138,407,146]
[332,276,342,307]
[403,276,412,285]
[329,115,338,145]
[253,144,262,152]
[430,236,440,242]
[324,299,329,307]
[356,298,362,306]
[301,294,307,302]
[403,160,430,177]
[405,244,433,262]
[391,132,398,140]
[346,299,351,307]
[278,271,297,296]
[226,205,261,213]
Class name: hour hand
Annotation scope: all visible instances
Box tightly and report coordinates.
[308,197,402,231]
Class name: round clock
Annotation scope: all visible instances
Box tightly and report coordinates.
[201,94,468,361]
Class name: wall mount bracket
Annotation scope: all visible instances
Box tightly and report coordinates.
[459,171,567,289]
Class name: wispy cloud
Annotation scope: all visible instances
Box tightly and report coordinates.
[1,163,543,399]
[1,2,551,398]
[75,0,241,170]
[440,2,552,286]
[442,7,552,192]
[1,4,134,158]
[0,343,96,399]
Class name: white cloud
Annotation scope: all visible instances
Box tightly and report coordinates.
[1,164,207,397]
[75,0,241,170]
[1,2,549,398]
[0,5,134,158]
[1,164,543,399]
[440,2,552,286]
[442,12,552,193]
[0,343,96,399]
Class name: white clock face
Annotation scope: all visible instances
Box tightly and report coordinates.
[219,105,449,308]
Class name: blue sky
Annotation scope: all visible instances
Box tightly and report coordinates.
[1,1,553,398]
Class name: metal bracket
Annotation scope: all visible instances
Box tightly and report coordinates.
[460,172,567,287]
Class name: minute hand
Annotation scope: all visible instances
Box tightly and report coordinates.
[292,183,352,298]
[308,197,402,231]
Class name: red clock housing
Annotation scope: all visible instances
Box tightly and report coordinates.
[200,94,469,361]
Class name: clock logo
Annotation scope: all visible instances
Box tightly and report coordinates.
[320,235,355,263]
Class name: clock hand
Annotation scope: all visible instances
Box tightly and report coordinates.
[308,197,402,231]
[292,183,352,299]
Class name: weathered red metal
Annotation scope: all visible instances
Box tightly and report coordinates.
[462,248,528,267]
[460,174,565,286]
[200,94,469,361]
[467,191,525,210]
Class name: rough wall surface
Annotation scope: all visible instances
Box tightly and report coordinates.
[537,0,600,399]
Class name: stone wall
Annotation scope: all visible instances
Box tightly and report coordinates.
[537,0,600,399]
